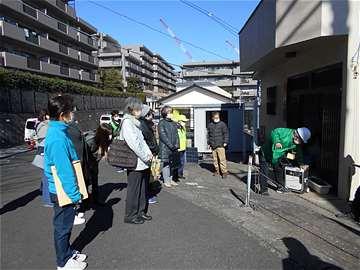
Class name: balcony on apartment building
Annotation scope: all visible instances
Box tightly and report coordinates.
[0,0,97,50]
[42,0,76,19]
[125,62,142,74]
[0,51,97,82]
[0,20,98,67]
[215,78,242,87]
[141,59,153,71]
[98,58,122,68]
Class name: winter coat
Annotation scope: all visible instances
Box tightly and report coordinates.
[139,117,159,156]
[36,120,49,143]
[82,130,101,185]
[207,121,229,149]
[262,128,303,165]
[158,118,179,162]
[119,114,152,171]
[44,121,81,203]
[111,120,120,137]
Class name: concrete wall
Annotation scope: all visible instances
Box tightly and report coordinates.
[239,0,276,71]
[239,0,352,70]
[275,0,322,47]
[0,89,126,147]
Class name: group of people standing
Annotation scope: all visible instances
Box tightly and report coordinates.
[34,95,190,269]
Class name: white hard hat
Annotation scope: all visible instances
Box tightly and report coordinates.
[297,127,311,143]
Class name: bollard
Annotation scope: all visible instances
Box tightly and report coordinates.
[245,155,253,207]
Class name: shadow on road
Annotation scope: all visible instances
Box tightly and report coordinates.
[0,189,40,215]
[229,189,246,205]
[324,216,360,237]
[97,182,127,203]
[282,237,343,270]
[72,197,121,252]
[71,182,126,251]
[199,162,214,173]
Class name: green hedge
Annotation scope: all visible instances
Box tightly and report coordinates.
[0,68,145,100]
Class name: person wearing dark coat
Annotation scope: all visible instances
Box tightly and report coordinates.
[207,112,229,178]
[139,105,159,204]
[139,105,159,156]
[83,124,112,205]
[158,106,179,188]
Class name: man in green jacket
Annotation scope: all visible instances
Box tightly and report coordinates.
[110,110,121,137]
[259,127,311,195]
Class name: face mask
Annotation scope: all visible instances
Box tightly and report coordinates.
[63,112,74,124]
[113,116,120,121]
[134,110,142,119]
[167,113,173,119]
[213,118,220,123]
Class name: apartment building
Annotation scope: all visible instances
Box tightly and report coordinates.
[98,37,177,96]
[181,60,257,100]
[0,0,98,83]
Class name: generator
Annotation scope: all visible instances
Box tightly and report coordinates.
[284,166,309,193]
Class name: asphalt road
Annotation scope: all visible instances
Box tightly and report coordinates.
[1,151,287,270]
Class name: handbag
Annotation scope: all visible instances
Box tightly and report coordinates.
[107,119,138,170]
[150,156,161,181]
[107,139,137,169]
[51,160,88,207]
[31,146,45,169]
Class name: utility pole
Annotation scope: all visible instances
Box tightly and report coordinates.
[121,48,127,90]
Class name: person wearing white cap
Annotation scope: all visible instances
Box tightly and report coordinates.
[259,127,311,195]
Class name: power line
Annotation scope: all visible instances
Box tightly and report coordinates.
[180,0,239,36]
[88,0,233,61]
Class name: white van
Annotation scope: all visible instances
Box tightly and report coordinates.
[24,118,38,143]
[99,114,112,125]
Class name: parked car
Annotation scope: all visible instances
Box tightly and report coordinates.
[100,114,112,125]
[24,118,38,148]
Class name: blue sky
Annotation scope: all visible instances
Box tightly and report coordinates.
[76,0,260,69]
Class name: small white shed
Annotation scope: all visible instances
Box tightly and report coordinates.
[159,83,248,153]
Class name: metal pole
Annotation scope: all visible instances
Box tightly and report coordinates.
[245,155,253,207]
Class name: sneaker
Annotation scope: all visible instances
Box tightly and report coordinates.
[148,197,158,204]
[164,183,172,188]
[171,180,178,186]
[72,253,87,262]
[57,258,87,270]
[77,212,85,218]
[73,215,86,226]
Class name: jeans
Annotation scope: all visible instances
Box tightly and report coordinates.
[41,173,53,206]
[161,162,172,185]
[50,193,76,267]
[178,151,186,176]
[125,169,148,221]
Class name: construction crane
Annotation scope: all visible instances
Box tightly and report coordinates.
[160,18,193,62]
[226,40,239,56]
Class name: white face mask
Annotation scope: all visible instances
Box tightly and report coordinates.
[167,113,173,119]
[213,118,220,123]
[113,116,120,121]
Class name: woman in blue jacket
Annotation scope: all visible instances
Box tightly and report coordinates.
[44,95,87,270]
